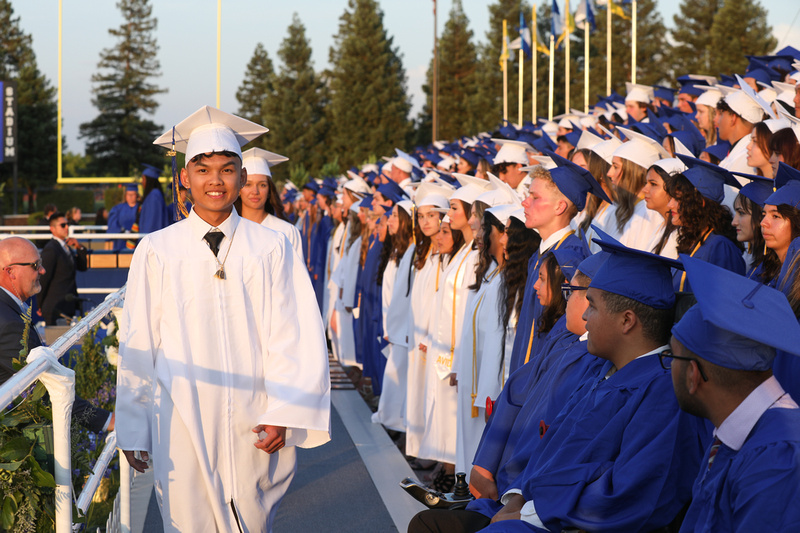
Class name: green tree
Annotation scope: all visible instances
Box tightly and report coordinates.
[236,42,275,128]
[670,0,723,76]
[0,0,58,213]
[327,0,411,166]
[79,0,165,177]
[708,0,776,76]
[261,14,329,182]
[417,0,481,144]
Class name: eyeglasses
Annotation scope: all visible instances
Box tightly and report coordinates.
[6,260,42,271]
[561,283,588,301]
[658,348,709,381]
[56,223,68,228]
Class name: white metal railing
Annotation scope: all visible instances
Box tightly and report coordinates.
[0,286,129,533]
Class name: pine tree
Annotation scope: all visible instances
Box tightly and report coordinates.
[670,0,723,76]
[420,0,481,142]
[261,14,329,182]
[327,0,411,166]
[79,0,165,177]
[0,0,58,212]
[709,0,776,76]
[236,43,275,126]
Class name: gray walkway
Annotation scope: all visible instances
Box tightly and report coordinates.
[130,389,425,532]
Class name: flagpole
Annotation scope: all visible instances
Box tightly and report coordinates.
[216,0,221,108]
[631,0,637,84]
[532,4,537,122]
[607,0,612,95]
[585,4,590,113]
[519,48,524,125]
[433,0,438,142]
[549,35,555,121]
[565,0,570,114]
[503,19,509,122]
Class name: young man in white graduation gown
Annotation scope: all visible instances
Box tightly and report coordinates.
[115,106,331,533]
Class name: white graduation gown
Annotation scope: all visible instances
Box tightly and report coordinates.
[598,200,664,253]
[332,235,362,367]
[454,265,504,478]
[405,253,440,458]
[324,222,346,361]
[417,244,479,463]
[261,213,303,263]
[372,244,415,432]
[720,134,757,211]
[117,209,331,533]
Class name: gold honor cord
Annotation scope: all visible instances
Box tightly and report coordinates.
[446,245,473,374]
[523,231,574,365]
[679,228,713,292]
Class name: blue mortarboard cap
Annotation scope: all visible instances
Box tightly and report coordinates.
[551,242,591,283]
[729,171,775,207]
[670,130,705,157]
[672,255,800,370]
[590,226,682,309]
[653,85,676,102]
[319,185,337,197]
[283,190,298,203]
[142,164,161,179]
[776,46,800,61]
[303,180,319,193]
[383,204,395,217]
[124,183,138,192]
[543,150,613,210]
[358,194,374,209]
[458,148,482,168]
[425,151,443,166]
[563,130,582,147]
[515,131,540,147]
[745,57,781,83]
[765,182,800,209]
[773,162,800,190]
[576,250,610,280]
[308,197,317,206]
[718,74,737,87]
[677,80,710,97]
[702,141,731,162]
[532,134,558,153]
[676,154,741,203]
[376,179,408,205]
[499,121,519,140]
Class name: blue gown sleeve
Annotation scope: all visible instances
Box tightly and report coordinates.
[138,189,169,233]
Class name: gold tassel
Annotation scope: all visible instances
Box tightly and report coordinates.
[471,394,479,418]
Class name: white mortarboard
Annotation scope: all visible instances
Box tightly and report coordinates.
[579,115,598,129]
[671,136,695,158]
[723,88,768,125]
[396,199,414,216]
[395,148,421,169]
[695,86,724,108]
[284,182,298,191]
[540,121,559,138]
[735,74,776,120]
[487,203,525,226]
[757,85,777,104]
[382,160,393,176]
[764,117,791,133]
[575,129,604,151]
[392,156,413,174]
[451,184,489,205]
[522,156,556,170]
[362,163,379,174]
[452,173,494,191]
[442,214,451,224]
[590,137,623,165]
[154,106,269,162]
[492,139,533,165]
[611,102,629,121]
[625,82,654,104]
[241,147,289,177]
[437,156,456,169]
[475,172,519,207]
[344,171,371,196]
[614,126,670,169]
[415,182,452,210]
[776,107,800,144]
[773,80,797,108]
[653,157,689,175]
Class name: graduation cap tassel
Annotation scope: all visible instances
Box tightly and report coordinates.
[168,126,189,221]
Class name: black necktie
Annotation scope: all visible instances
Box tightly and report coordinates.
[204,230,224,257]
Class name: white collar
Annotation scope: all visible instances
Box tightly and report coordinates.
[715,376,796,451]
[579,331,589,341]
[604,344,668,379]
[188,208,240,242]
[539,226,572,255]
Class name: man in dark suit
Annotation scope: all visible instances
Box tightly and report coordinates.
[39,212,88,325]
[0,236,112,433]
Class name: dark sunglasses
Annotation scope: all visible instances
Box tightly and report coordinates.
[7,260,42,271]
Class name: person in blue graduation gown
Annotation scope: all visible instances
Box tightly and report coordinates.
[359,211,385,395]
[106,184,139,251]
[509,155,611,374]
[669,257,800,533]
[667,155,745,292]
[409,236,708,533]
[299,181,319,275]
[138,164,169,233]
[309,183,336,310]
[468,252,607,515]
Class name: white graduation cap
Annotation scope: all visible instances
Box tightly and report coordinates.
[695,86,724,108]
[671,136,695,158]
[487,203,525,226]
[344,171,371,197]
[576,129,604,151]
[522,156,556,171]
[415,183,452,210]
[451,184,490,205]
[154,105,269,162]
[392,156,413,174]
[735,74,776,120]
[684,74,718,85]
[241,147,289,177]
[396,199,414,216]
[614,126,670,169]
[611,102,629,122]
[492,138,533,165]
[475,172,519,207]
[362,163,379,174]
[776,106,800,144]
[653,157,688,176]
[773,81,797,108]
[437,156,456,169]
[452,173,494,190]
[590,134,623,166]
[394,148,421,171]
[625,82,655,104]
[756,84,778,105]
[382,160,394,176]
[540,120,559,138]
[764,117,791,133]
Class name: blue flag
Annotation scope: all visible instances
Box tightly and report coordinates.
[551,0,563,39]
[576,0,597,32]
[519,12,532,59]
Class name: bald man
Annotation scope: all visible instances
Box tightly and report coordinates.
[0,237,112,432]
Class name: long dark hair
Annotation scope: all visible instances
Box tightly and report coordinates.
[668,174,741,254]
[771,128,800,170]
[376,230,394,286]
[265,176,288,221]
[470,210,505,291]
[142,175,162,201]
[347,211,363,250]
[578,149,613,233]
[413,217,436,270]
[500,218,540,338]
[649,165,677,255]
[734,194,775,281]
[536,253,567,336]
[390,208,413,266]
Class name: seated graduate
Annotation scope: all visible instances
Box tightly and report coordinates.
[408,235,709,533]
[728,171,777,283]
[466,251,609,510]
[669,257,800,532]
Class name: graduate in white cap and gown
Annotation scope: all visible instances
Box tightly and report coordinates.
[115,106,330,533]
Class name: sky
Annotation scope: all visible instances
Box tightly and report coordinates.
[12,0,800,155]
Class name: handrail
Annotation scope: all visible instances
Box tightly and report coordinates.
[49,287,126,357]
[76,432,117,513]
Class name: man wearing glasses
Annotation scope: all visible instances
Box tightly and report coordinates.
[39,212,88,325]
[0,236,112,433]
